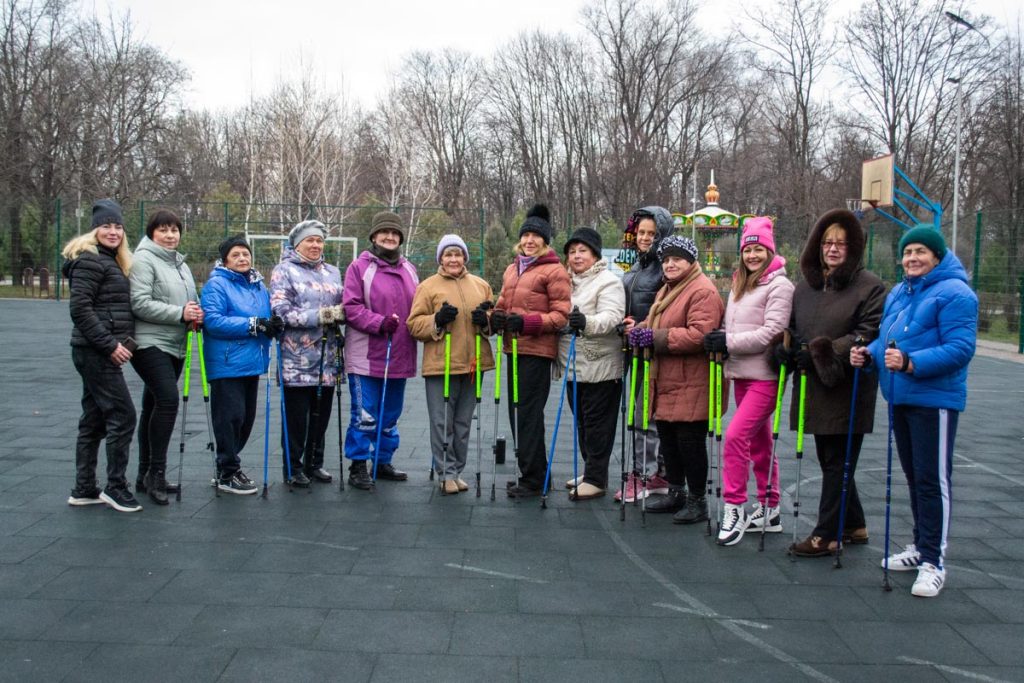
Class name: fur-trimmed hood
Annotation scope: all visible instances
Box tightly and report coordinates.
[799,209,866,290]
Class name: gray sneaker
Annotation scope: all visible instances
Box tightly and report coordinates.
[218,471,258,495]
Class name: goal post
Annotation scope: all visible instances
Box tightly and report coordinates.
[245,233,359,277]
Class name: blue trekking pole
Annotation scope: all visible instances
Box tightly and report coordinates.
[277,338,294,492]
[371,334,393,488]
[261,343,271,499]
[835,336,866,568]
[883,340,897,591]
[541,333,575,509]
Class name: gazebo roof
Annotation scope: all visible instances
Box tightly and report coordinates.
[677,171,753,230]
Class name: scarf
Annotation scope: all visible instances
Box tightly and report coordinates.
[371,242,401,265]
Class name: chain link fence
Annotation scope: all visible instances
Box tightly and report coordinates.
[1,199,1020,352]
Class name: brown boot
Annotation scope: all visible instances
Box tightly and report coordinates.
[789,535,831,557]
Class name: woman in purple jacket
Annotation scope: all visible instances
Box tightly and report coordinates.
[342,212,419,490]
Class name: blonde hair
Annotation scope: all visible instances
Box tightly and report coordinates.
[62,228,132,276]
[515,239,554,259]
[731,245,772,300]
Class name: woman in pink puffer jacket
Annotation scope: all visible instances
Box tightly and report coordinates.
[703,217,794,547]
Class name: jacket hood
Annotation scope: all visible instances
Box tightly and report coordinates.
[210,262,264,285]
[636,205,675,266]
[800,209,865,290]
[905,250,969,292]
[137,236,185,266]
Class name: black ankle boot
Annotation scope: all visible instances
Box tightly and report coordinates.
[146,471,169,506]
[348,460,373,490]
[673,495,709,525]
[646,486,687,513]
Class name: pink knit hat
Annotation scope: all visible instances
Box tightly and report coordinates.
[741,216,776,253]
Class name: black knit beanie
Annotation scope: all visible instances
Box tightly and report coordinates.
[519,204,553,244]
[91,199,123,229]
[219,234,251,262]
[564,227,603,259]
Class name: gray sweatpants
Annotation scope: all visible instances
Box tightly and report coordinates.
[425,374,477,478]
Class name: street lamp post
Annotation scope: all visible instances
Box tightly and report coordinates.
[944,10,988,257]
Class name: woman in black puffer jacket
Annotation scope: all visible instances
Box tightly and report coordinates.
[619,205,675,502]
[61,199,142,513]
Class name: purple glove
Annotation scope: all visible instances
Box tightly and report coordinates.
[379,316,400,335]
[628,326,654,348]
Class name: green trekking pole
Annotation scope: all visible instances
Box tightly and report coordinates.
[196,327,218,497]
[640,346,652,527]
[175,328,194,502]
[474,331,483,498]
[626,344,639,506]
[439,330,452,494]
[705,355,716,536]
[762,357,787,551]
[790,343,809,557]
[490,331,503,501]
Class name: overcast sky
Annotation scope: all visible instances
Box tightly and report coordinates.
[99,0,1020,113]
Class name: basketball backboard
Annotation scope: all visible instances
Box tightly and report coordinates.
[861,154,894,209]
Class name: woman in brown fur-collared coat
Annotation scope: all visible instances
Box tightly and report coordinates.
[629,236,724,523]
[490,204,571,498]
[781,209,886,557]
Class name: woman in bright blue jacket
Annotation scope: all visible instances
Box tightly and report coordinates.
[201,235,282,494]
[851,226,977,598]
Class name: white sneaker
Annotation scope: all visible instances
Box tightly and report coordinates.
[717,503,748,546]
[881,543,921,571]
[746,502,782,533]
[911,562,945,597]
[565,475,584,490]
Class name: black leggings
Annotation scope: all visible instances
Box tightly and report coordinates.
[506,354,551,490]
[656,420,708,495]
[130,346,184,476]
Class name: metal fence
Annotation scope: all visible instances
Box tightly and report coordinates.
[2,200,1021,352]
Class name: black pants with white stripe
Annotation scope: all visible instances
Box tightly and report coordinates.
[892,405,958,570]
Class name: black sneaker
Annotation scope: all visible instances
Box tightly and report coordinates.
[285,472,311,488]
[218,471,258,495]
[68,486,104,506]
[348,460,373,490]
[506,484,541,498]
[100,486,143,513]
[137,476,180,494]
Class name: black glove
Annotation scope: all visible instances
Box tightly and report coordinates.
[795,346,813,372]
[568,308,586,333]
[703,329,728,355]
[255,317,283,339]
[614,322,627,336]
[471,306,489,329]
[505,313,524,334]
[379,316,400,335]
[490,309,507,333]
[771,342,794,370]
[269,315,285,336]
[434,301,459,329]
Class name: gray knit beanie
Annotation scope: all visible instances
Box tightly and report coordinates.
[289,220,327,247]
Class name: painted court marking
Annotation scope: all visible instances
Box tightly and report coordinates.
[595,509,838,683]
[897,657,1013,683]
[445,563,549,584]
[653,602,771,630]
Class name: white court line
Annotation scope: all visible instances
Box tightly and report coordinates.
[953,453,1024,488]
[444,563,548,584]
[779,472,1024,587]
[897,657,1014,683]
[653,602,771,630]
[264,536,359,552]
[595,510,837,683]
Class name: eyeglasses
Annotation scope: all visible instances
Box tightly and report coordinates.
[822,240,848,250]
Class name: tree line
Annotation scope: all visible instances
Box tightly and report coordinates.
[2,0,1021,298]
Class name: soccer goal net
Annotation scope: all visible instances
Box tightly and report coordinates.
[245,233,359,279]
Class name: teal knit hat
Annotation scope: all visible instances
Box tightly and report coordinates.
[898,225,946,260]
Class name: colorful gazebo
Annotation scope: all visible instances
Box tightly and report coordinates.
[675,173,754,278]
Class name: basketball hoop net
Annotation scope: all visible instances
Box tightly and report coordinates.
[846,198,880,217]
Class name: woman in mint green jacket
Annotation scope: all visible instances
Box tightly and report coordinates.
[128,209,202,504]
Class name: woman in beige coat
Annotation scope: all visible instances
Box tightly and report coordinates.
[629,236,723,522]
[407,234,495,493]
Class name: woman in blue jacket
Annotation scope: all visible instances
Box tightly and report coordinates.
[201,235,282,494]
[851,226,977,598]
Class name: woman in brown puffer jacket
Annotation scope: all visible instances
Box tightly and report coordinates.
[781,208,886,557]
[629,236,724,523]
[490,204,571,498]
